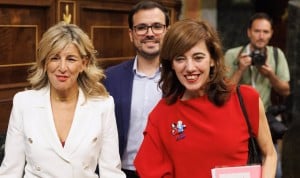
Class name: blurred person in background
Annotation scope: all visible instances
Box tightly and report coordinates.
[224,12,290,178]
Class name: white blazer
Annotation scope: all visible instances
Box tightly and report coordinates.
[0,86,125,178]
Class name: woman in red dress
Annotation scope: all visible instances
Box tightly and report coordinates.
[134,19,277,178]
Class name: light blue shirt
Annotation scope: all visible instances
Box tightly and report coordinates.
[121,57,162,170]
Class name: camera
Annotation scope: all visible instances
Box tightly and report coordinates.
[249,49,266,66]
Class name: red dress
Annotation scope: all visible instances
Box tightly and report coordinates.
[134,85,259,178]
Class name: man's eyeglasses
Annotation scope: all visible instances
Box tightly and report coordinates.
[133,23,166,35]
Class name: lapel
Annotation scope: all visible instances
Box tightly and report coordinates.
[36,87,91,161]
[104,59,135,156]
[120,60,134,140]
[121,60,134,112]
[62,89,92,155]
[35,86,71,161]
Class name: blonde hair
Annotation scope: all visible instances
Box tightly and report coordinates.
[28,21,108,98]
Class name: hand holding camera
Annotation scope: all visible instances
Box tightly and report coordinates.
[238,53,252,72]
[238,48,267,72]
[249,49,267,66]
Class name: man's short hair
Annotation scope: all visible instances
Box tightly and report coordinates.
[128,0,170,29]
[248,12,273,29]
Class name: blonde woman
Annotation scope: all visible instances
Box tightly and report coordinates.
[0,22,125,178]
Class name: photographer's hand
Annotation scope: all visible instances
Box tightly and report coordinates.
[230,53,252,84]
[258,63,274,78]
[238,53,252,72]
[259,63,290,96]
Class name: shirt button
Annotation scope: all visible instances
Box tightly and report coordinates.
[82,162,89,169]
[92,137,97,142]
[36,166,41,171]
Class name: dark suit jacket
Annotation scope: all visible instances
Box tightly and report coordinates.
[103,59,135,157]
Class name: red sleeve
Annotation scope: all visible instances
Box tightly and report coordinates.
[239,85,260,137]
[134,113,173,178]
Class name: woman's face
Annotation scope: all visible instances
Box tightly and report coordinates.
[172,40,215,98]
[46,43,87,94]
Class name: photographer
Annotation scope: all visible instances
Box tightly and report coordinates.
[224,12,290,178]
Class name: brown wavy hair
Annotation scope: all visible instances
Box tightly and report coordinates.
[159,19,233,106]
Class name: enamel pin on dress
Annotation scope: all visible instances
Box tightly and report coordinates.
[171,120,186,141]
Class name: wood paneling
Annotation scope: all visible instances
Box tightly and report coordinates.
[78,2,135,60]
[0,0,181,133]
[0,26,37,66]
[0,0,56,133]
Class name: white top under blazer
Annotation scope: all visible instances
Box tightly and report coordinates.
[0,86,125,178]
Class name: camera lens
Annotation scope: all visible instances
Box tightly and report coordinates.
[250,49,266,66]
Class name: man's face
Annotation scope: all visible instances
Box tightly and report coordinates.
[129,8,166,60]
[247,19,273,49]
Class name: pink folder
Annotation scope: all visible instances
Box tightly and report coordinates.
[211,164,261,178]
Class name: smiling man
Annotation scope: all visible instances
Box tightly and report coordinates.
[103,1,170,178]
